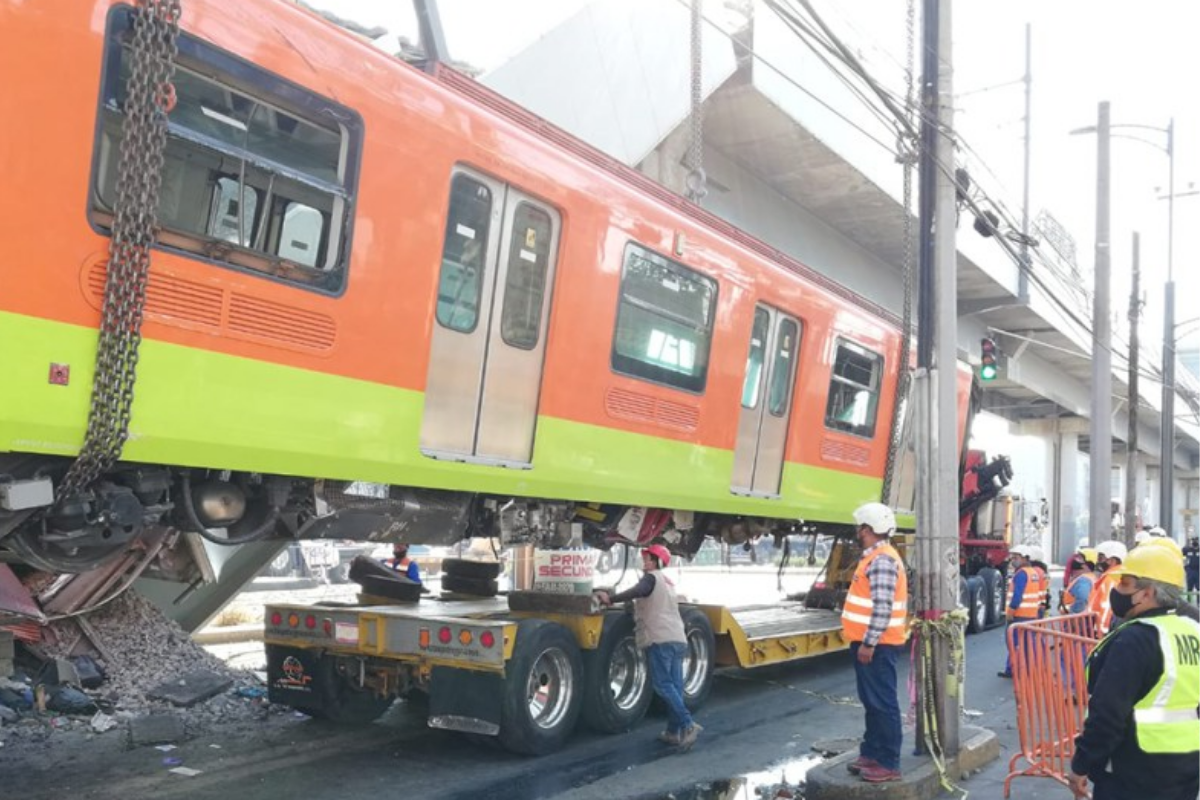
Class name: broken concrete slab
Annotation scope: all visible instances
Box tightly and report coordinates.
[130,713,185,746]
[147,670,233,707]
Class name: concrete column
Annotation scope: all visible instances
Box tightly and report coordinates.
[1134,459,1149,530]
[1053,431,1082,562]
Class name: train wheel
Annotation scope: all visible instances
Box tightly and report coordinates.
[680,607,716,709]
[499,620,583,755]
[581,613,651,733]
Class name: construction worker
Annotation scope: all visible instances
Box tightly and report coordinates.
[999,544,1045,677]
[1087,540,1127,636]
[1063,544,1091,592]
[594,544,701,750]
[841,502,908,784]
[1027,544,1052,617]
[382,542,421,583]
[1060,548,1096,614]
[1184,536,1199,593]
[1067,545,1200,800]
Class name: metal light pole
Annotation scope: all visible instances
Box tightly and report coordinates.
[1091,102,1113,544]
[1160,119,1176,533]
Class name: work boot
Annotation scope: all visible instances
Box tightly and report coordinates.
[677,723,703,750]
[860,765,902,783]
[997,670,1013,678]
[846,756,879,775]
[658,729,681,745]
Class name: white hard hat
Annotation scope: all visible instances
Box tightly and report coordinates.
[1097,540,1128,562]
[1148,526,1167,537]
[1009,544,1033,558]
[1028,545,1045,563]
[853,502,896,535]
[1135,530,1152,544]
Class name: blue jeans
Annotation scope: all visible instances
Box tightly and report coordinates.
[851,642,902,771]
[647,642,693,734]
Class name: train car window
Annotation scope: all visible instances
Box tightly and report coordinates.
[435,175,493,333]
[824,340,882,438]
[768,318,799,416]
[499,203,554,349]
[741,308,770,408]
[611,243,716,393]
[92,10,361,293]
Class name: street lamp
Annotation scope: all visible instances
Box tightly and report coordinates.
[1070,116,1176,534]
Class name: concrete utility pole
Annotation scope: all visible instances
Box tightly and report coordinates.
[914,0,960,756]
[1019,22,1032,302]
[1091,102,1113,543]
[1125,233,1140,544]
[1159,118,1176,533]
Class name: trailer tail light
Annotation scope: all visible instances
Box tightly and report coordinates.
[323,619,333,636]
[288,613,300,628]
[438,626,452,644]
[480,631,496,649]
[419,628,431,649]
[458,629,473,646]
[270,611,283,626]
[304,614,317,630]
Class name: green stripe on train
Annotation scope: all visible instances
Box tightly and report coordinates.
[0,311,880,522]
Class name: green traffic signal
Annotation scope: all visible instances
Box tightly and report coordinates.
[980,336,999,381]
[980,362,998,381]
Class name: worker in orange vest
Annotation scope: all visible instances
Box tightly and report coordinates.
[382,542,421,583]
[1087,540,1127,636]
[999,544,1045,678]
[841,502,909,784]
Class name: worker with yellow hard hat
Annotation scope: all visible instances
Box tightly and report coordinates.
[1068,545,1200,800]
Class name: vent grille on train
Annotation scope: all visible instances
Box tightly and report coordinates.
[605,388,699,432]
[820,438,871,466]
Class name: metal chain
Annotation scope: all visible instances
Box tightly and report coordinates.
[59,0,181,498]
[684,0,708,203]
[881,0,918,503]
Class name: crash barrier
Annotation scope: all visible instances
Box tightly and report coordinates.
[1003,613,1100,798]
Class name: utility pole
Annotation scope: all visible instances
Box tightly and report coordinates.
[1159,118,1175,533]
[914,0,960,757]
[1018,22,1032,303]
[1125,233,1140,544]
[1090,102,1113,544]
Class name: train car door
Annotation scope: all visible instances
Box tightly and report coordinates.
[731,306,801,496]
[421,170,560,466]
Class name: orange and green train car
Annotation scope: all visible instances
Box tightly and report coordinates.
[0,0,915,574]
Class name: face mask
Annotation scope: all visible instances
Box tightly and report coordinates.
[1109,586,1139,618]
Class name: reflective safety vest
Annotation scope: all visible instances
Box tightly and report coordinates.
[841,542,909,645]
[1008,565,1045,619]
[1088,613,1200,754]
[1087,566,1122,635]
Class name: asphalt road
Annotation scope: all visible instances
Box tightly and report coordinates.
[4,608,1075,800]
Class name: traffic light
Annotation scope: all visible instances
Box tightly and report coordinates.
[980,337,999,382]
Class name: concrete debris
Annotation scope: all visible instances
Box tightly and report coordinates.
[147,670,234,708]
[130,713,186,746]
[89,710,117,733]
[0,704,17,724]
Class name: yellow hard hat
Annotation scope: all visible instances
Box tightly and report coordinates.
[1079,547,1098,564]
[1115,542,1186,589]
[1139,536,1184,560]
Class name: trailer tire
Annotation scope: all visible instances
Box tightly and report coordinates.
[965,577,987,634]
[681,607,716,710]
[442,558,502,581]
[979,568,1005,627]
[581,613,651,733]
[499,620,584,755]
[442,574,499,596]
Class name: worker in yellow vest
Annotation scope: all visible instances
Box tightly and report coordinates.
[1087,540,1127,636]
[998,544,1045,678]
[1067,545,1200,799]
[840,502,908,784]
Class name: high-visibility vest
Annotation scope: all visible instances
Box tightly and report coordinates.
[1008,565,1044,619]
[1087,566,1122,635]
[1087,613,1200,754]
[841,542,909,645]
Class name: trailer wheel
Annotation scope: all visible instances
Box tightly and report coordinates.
[442,558,501,581]
[681,607,716,709]
[307,656,394,724]
[581,613,651,733]
[979,568,1005,627]
[442,574,499,596]
[499,620,584,755]
[965,577,987,634]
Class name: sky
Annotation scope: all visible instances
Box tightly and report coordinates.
[308,0,1199,349]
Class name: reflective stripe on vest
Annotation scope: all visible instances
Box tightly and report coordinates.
[1008,566,1044,618]
[1088,614,1200,754]
[1087,568,1121,635]
[840,542,909,645]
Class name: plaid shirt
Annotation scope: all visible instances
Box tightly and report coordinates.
[863,542,900,647]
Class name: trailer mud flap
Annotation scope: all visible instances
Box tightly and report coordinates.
[428,665,503,735]
[267,645,328,713]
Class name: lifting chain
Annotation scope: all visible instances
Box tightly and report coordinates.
[684,0,708,203]
[58,0,182,499]
[881,0,918,504]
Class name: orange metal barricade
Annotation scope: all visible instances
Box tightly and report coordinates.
[1003,613,1100,797]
